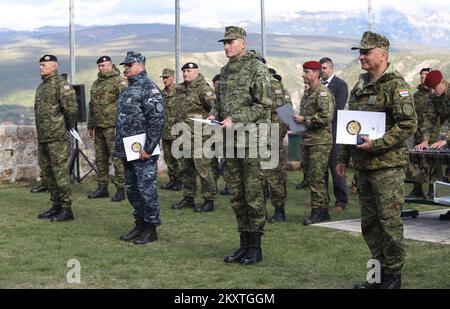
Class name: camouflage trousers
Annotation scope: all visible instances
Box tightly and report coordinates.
[123,157,160,225]
[38,141,72,207]
[162,138,182,183]
[224,156,266,233]
[262,146,287,209]
[405,156,444,184]
[356,167,405,275]
[94,127,124,188]
[179,157,217,200]
[301,144,332,209]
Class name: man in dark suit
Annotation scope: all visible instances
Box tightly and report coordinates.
[320,57,349,211]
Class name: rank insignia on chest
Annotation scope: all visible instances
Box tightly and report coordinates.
[320,92,328,97]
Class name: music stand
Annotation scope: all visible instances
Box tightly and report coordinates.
[69,84,97,183]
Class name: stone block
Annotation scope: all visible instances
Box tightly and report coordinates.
[0,169,13,181]
[15,166,38,182]
[0,126,5,138]
[17,126,36,140]
[5,126,17,137]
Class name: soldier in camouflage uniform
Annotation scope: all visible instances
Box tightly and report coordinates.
[406,67,440,199]
[160,68,182,191]
[208,26,273,265]
[87,56,127,202]
[171,62,218,212]
[114,51,165,245]
[294,61,334,225]
[336,32,417,289]
[415,70,450,220]
[35,55,78,222]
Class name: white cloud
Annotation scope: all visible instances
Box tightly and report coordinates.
[0,0,448,30]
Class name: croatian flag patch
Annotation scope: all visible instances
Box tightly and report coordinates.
[399,90,410,97]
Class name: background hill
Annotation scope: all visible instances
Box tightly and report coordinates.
[0,23,449,125]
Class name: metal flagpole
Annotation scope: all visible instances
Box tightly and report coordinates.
[261,0,266,59]
[175,0,181,83]
[368,0,372,31]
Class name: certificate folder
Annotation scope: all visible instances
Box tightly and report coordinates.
[123,133,160,162]
[275,104,306,134]
[336,110,386,145]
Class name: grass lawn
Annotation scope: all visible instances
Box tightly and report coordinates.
[0,171,449,289]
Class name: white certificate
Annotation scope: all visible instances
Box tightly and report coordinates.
[336,110,386,145]
[123,133,160,161]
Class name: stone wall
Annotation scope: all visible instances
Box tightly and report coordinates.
[0,125,169,183]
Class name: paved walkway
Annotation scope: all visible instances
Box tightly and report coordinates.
[314,210,450,245]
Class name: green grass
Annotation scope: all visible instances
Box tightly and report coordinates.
[0,172,449,289]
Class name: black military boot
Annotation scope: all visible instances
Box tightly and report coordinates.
[296,179,308,190]
[161,181,175,190]
[224,232,249,263]
[381,274,401,289]
[270,208,286,222]
[427,184,434,200]
[405,183,424,199]
[171,196,195,209]
[353,281,382,289]
[303,208,322,225]
[133,223,158,245]
[120,220,145,242]
[240,232,263,265]
[31,183,48,193]
[220,185,230,195]
[194,200,214,212]
[88,186,109,199]
[171,181,182,191]
[440,210,450,220]
[320,208,331,221]
[51,207,74,222]
[38,204,62,219]
[111,188,125,202]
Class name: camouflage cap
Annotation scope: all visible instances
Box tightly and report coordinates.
[218,26,247,42]
[351,31,390,51]
[160,68,175,78]
[120,51,146,65]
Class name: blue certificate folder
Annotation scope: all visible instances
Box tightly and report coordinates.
[275,104,306,134]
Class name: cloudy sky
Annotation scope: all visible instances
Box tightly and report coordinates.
[0,0,448,31]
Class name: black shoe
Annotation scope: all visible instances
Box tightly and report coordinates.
[31,184,48,193]
[240,232,263,265]
[303,208,322,225]
[296,180,308,190]
[440,211,450,220]
[88,186,109,199]
[270,208,286,222]
[120,220,145,242]
[220,186,230,195]
[111,188,125,202]
[194,200,214,212]
[161,181,175,190]
[353,281,382,289]
[224,232,249,263]
[171,181,182,191]
[133,223,158,245]
[51,207,74,222]
[427,184,434,200]
[38,205,62,219]
[171,197,195,209]
[320,208,331,221]
[381,274,401,289]
[405,184,424,199]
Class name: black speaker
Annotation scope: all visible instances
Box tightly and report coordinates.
[73,84,87,123]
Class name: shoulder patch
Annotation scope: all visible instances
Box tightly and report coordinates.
[152,89,160,94]
[155,102,164,113]
[402,104,414,116]
[399,90,410,97]
[320,92,328,97]
[64,85,71,90]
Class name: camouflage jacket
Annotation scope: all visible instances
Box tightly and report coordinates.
[162,86,178,140]
[114,71,165,158]
[88,65,127,129]
[337,64,417,170]
[175,73,216,138]
[34,71,78,143]
[422,81,449,143]
[271,76,292,145]
[300,82,335,146]
[210,52,273,148]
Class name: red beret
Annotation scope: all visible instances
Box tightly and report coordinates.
[424,70,443,88]
[303,61,322,70]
